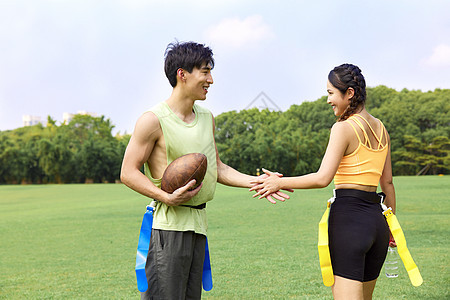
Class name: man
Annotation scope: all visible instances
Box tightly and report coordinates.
[121,41,288,299]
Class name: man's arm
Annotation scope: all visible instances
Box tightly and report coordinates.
[212,116,291,203]
[120,112,200,206]
[211,115,261,188]
[216,158,255,188]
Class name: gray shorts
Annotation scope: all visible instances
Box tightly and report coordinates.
[141,229,206,300]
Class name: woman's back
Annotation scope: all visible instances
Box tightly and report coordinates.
[334,113,389,187]
[347,113,388,151]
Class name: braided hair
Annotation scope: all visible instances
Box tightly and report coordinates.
[328,64,366,121]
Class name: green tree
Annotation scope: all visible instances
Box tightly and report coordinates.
[78,134,120,183]
[1,86,448,183]
[38,137,74,183]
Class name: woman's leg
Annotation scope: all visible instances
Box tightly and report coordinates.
[362,279,377,300]
[331,275,363,300]
[331,276,377,300]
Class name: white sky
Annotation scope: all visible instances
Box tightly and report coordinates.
[1,0,449,134]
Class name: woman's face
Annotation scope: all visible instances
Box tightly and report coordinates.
[326,80,351,117]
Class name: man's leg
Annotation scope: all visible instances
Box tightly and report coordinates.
[185,233,206,299]
[141,230,198,300]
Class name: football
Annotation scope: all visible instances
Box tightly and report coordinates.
[161,153,208,194]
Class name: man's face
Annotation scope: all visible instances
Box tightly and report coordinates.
[184,62,214,100]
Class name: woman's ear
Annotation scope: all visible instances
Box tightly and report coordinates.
[346,87,355,100]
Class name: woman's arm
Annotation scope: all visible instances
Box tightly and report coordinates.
[379,140,396,213]
[250,121,351,198]
[379,134,397,246]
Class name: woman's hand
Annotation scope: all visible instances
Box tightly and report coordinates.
[389,234,397,247]
[250,168,290,202]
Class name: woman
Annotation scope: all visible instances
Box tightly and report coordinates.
[251,63,396,300]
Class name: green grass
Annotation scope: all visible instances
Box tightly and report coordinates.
[1,176,449,299]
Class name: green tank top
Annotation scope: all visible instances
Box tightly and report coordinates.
[144,102,218,235]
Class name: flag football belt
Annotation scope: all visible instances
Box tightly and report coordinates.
[318,189,423,287]
[135,201,213,293]
[180,203,207,209]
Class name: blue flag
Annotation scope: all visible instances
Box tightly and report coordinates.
[135,203,213,293]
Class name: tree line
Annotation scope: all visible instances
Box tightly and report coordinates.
[215,86,449,176]
[0,86,448,184]
[0,115,130,184]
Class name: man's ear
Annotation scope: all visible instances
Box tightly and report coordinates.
[177,68,186,82]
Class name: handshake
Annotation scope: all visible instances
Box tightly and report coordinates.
[250,168,294,204]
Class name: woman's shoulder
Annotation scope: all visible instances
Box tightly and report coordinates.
[330,121,355,140]
[332,119,354,131]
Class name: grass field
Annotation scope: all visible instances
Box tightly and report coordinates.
[1,176,449,299]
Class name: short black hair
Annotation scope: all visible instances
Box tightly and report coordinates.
[164,41,215,87]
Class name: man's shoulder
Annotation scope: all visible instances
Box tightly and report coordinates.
[135,111,161,134]
[147,102,169,117]
[194,103,213,115]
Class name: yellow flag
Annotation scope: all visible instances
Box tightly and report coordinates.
[318,201,423,287]
[318,201,334,286]
[383,208,423,286]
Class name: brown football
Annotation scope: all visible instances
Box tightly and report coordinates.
[161,153,208,194]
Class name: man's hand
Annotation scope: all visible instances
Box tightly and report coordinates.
[250,169,293,204]
[164,179,203,206]
[263,190,292,204]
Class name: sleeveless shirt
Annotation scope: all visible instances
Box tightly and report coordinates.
[334,114,389,187]
[144,102,218,235]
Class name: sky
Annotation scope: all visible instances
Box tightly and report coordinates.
[1,0,449,135]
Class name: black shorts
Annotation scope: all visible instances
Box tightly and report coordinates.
[141,229,206,300]
[328,189,390,282]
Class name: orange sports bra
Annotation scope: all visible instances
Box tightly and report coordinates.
[334,114,389,187]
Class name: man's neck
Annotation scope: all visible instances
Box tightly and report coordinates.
[166,90,196,124]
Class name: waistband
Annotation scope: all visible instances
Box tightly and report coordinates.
[334,189,385,204]
[180,203,206,209]
[152,199,206,210]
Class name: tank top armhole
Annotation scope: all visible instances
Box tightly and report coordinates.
[380,120,389,149]
[148,106,170,166]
